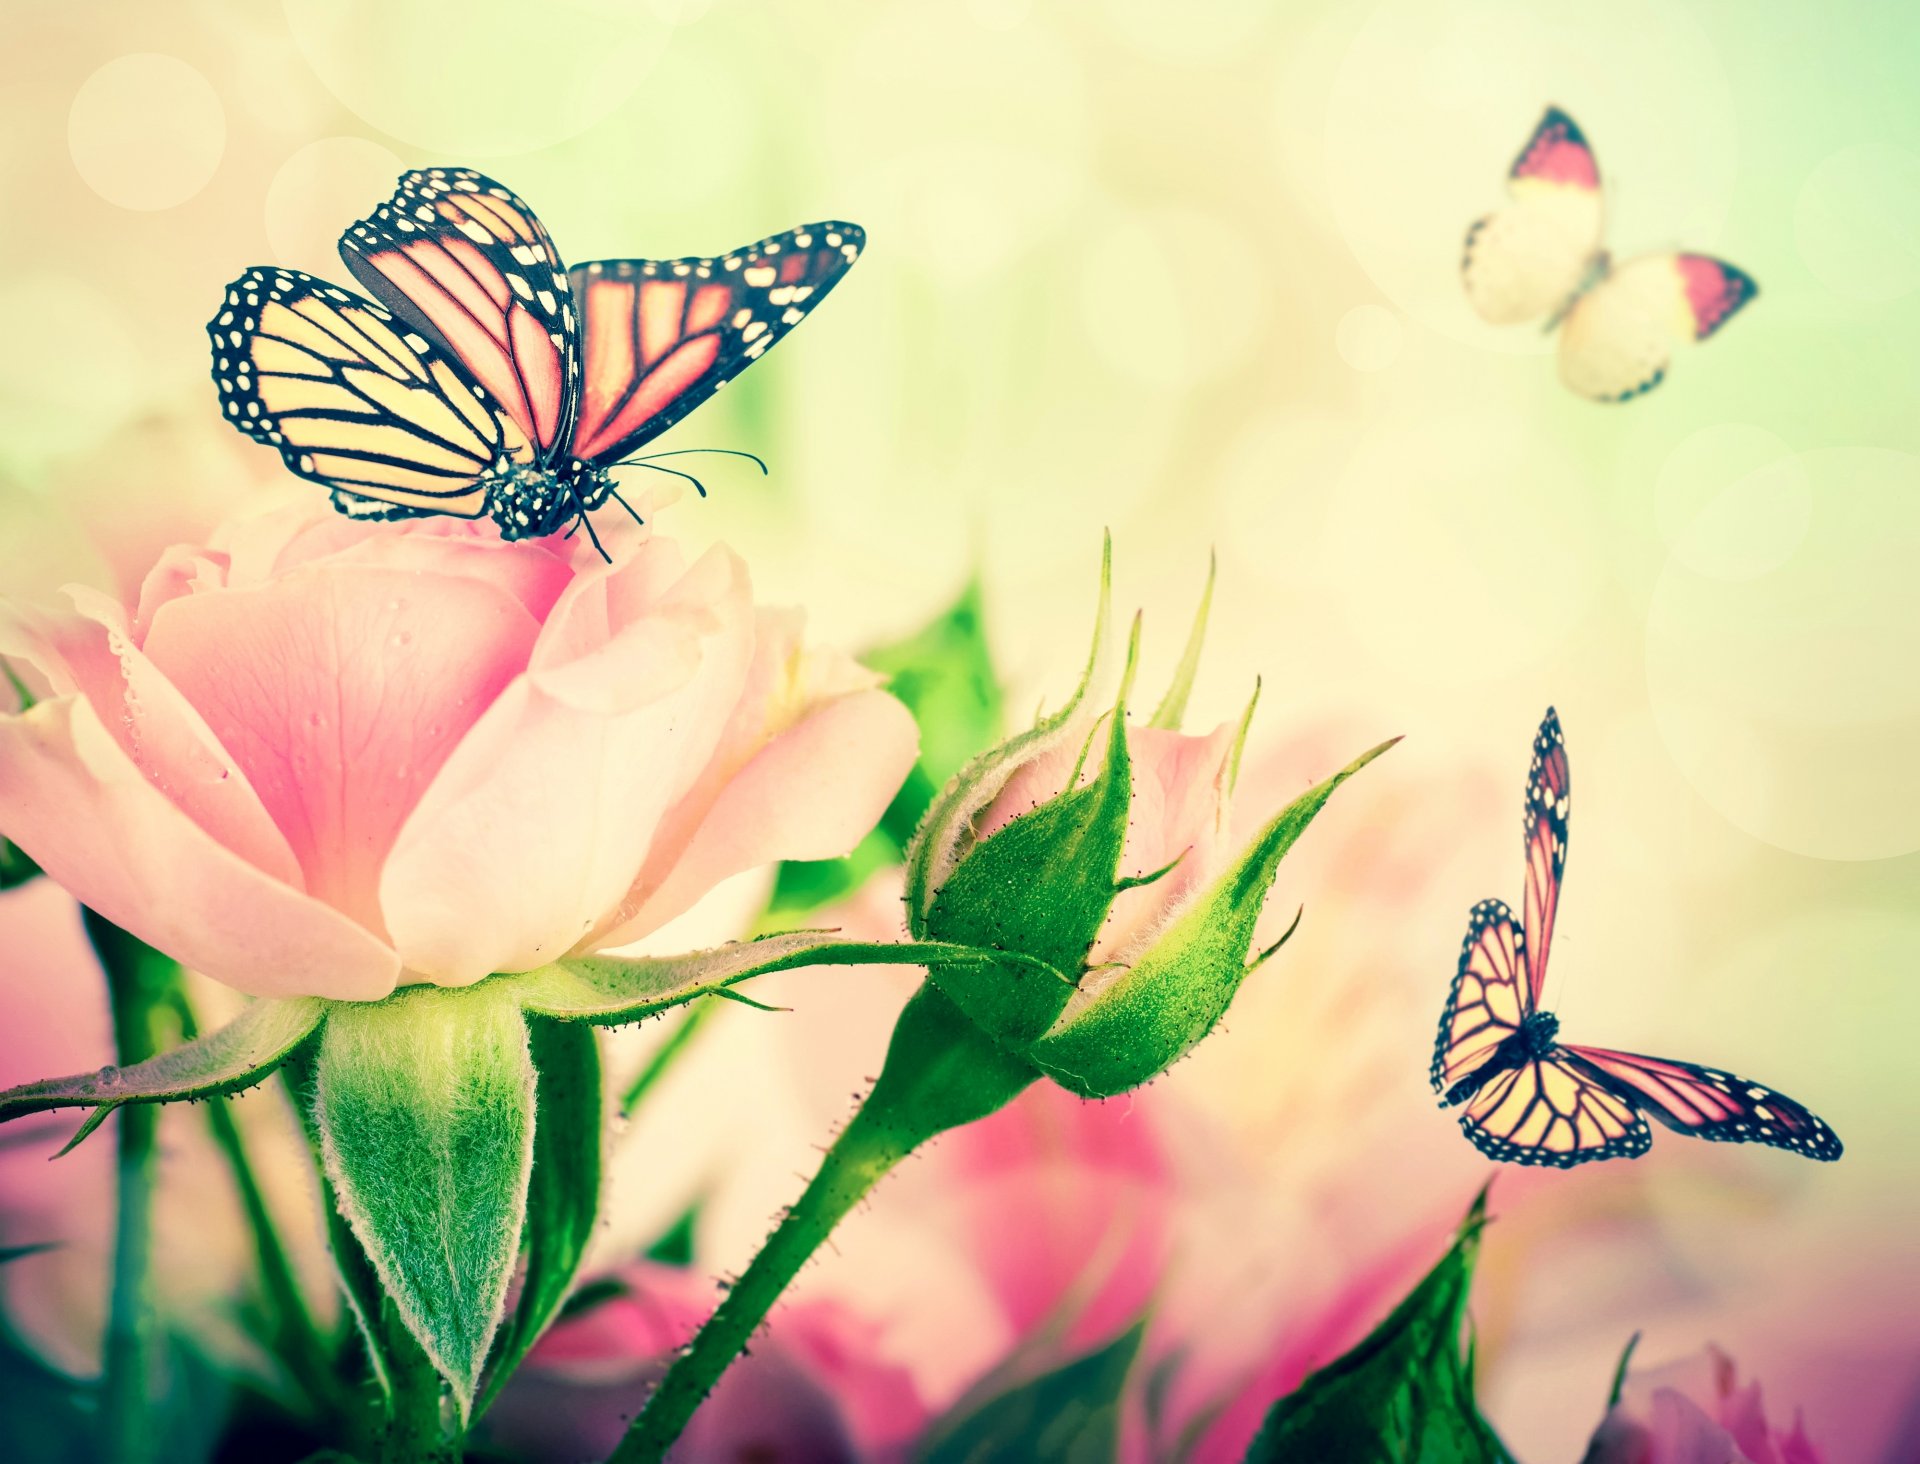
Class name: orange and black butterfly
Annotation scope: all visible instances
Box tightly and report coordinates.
[208,169,862,548]
[1432,708,1841,1167]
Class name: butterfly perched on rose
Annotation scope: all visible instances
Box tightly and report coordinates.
[1433,708,1841,1167]
[208,169,861,550]
[1463,107,1755,401]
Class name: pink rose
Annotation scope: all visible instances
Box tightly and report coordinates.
[1582,1345,1827,1464]
[978,718,1242,966]
[0,506,916,999]
[483,1261,927,1463]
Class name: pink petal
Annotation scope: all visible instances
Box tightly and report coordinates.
[141,563,542,937]
[598,681,917,947]
[0,696,399,999]
[2,591,299,885]
[379,544,756,983]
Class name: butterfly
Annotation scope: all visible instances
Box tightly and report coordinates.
[1462,106,1756,402]
[1432,708,1841,1167]
[207,168,863,550]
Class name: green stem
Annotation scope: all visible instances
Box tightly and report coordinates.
[84,910,180,1464]
[619,996,718,1118]
[171,991,336,1416]
[609,985,1038,1463]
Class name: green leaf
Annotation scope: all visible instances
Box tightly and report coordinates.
[919,1320,1146,1464]
[0,995,325,1131]
[312,982,536,1416]
[920,619,1140,1049]
[1032,736,1397,1097]
[0,838,39,890]
[474,1016,603,1420]
[1245,1189,1512,1463]
[644,1202,701,1267]
[1149,553,1215,731]
[906,535,1112,933]
[508,932,1065,1025]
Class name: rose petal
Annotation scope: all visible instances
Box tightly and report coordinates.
[597,683,917,947]
[379,545,756,983]
[3,590,300,884]
[141,564,541,935]
[0,696,399,999]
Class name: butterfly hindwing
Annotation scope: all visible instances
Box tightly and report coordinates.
[208,266,526,517]
[1522,707,1570,1003]
[567,222,865,465]
[1564,1046,1842,1160]
[1557,252,1757,402]
[1463,106,1605,326]
[1458,1052,1651,1167]
[340,168,578,457]
[1432,898,1532,1098]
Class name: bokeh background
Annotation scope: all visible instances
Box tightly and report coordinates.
[3,1,1918,1459]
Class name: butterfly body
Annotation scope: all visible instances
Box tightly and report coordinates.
[1444,1010,1560,1108]
[211,168,864,546]
[1433,710,1841,1167]
[1463,106,1755,400]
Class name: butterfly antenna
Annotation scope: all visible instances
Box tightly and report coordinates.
[633,447,769,476]
[606,487,646,528]
[623,459,710,499]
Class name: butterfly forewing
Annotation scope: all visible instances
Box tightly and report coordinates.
[567,222,865,465]
[1432,898,1532,1097]
[340,168,578,457]
[1565,1046,1842,1160]
[1462,106,1605,326]
[208,267,525,517]
[1557,252,1756,401]
[1459,1053,1651,1167]
[1522,708,1570,1003]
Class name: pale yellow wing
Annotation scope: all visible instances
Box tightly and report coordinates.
[1462,106,1606,326]
[208,267,535,516]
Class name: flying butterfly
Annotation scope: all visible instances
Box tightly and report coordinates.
[208,169,864,550]
[1462,106,1755,401]
[1432,708,1841,1168]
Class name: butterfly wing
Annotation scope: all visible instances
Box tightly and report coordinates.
[339,169,577,458]
[1523,707,1570,1005]
[209,266,533,517]
[1463,106,1606,326]
[1432,898,1533,1098]
[1564,1045,1842,1160]
[566,222,864,465]
[1458,1050,1651,1167]
[1557,252,1756,401]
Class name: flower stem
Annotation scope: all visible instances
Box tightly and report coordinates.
[84,910,181,1464]
[169,988,338,1417]
[619,996,717,1118]
[609,984,1038,1463]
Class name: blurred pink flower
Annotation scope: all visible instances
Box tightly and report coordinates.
[0,506,915,999]
[486,1260,927,1463]
[1582,1345,1827,1464]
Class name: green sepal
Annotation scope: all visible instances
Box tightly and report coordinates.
[507,932,1065,1025]
[0,995,325,1133]
[919,618,1140,1049]
[473,1016,603,1420]
[1244,1188,1512,1463]
[1031,736,1397,1097]
[0,838,39,891]
[905,536,1112,935]
[311,982,535,1417]
[919,1319,1146,1464]
[1149,552,1215,731]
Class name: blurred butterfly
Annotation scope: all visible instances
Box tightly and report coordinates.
[1432,708,1841,1167]
[1462,106,1755,401]
[208,168,863,551]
